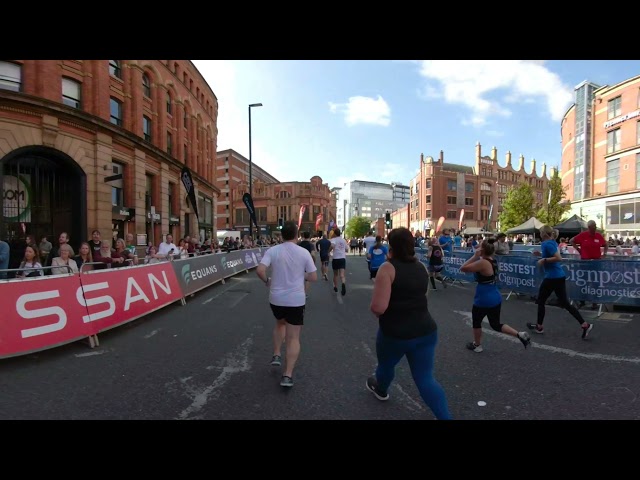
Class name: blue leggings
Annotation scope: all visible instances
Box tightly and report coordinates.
[375,329,452,420]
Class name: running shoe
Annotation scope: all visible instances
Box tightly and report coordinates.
[466,342,483,353]
[582,323,593,339]
[526,323,544,334]
[280,375,294,387]
[517,332,531,349]
[366,377,389,401]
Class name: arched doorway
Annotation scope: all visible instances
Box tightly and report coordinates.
[1,146,87,269]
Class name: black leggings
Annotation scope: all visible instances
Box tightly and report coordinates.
[472,304,502,331]
[536,277,585,326]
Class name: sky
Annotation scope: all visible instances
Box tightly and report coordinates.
[192,60,640,191]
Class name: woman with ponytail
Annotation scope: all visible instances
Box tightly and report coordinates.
[460,238,531,352]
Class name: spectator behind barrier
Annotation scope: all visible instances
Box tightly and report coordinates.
[51,244,79,275]
[16,244,44,278]
[74,242,94,272]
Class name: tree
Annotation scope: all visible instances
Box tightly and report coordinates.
[536,169,571,227]
[498,183,535,232]
[345,216,372,238]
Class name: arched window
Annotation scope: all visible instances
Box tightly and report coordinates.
[142,73,151,98]
[0,61,21,91]
[184,108,189,129]
[109,60,122,79]
[166,92,172,115]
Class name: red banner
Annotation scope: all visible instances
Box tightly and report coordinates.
[0,262,182,359]
[298,205,306,230]
[459,209,465,231]
[315,213,323,232]
[436,216,445,234]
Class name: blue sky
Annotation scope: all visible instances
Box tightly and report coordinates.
[193,60,640,190]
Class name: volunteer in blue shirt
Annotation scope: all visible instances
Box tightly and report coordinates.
[527,225,593,339]
[438,229,453,255]
[367,235,388,279]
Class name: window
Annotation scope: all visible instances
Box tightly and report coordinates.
[466,212,474,220]
[481,182,492,191]
[637,121,640,145]
[167,132,173,155]
[62,77,81,109]
[145,174,154,211]
[447,179,457,191]
[110,162,124,207]
[109,60,122,79]
[607,159,619,194]
[142,74,151,98]
[446,210,457,219]
[426,179,432,189]
[607,129,621,154]
[425,195,431,204]
[426,210,431,218]
[184,109,188,128]
[447,196,456,204]
[608,96,622,120]
[465,198,474,206]
[168,182,176,215]
[637,154,640,189]
[110,97,122,126]
[0,61,21,92]
[465,182,474,192]
[143,116,152,142]
[166,92,172,115]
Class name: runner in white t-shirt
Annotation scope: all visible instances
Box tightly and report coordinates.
[329,227,350,296]
[256,221,317,388]
[363,231,377,274]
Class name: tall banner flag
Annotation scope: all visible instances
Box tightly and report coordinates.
[181,167,199,220]
[435,216,445,234]
[315,213,323,232]
[242,193,258,232]
[459,209,465,231]
[488,204,494,230]
[298,205,306,230]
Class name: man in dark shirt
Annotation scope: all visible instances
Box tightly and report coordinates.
[298,231,315,297]
[315,234,332,281]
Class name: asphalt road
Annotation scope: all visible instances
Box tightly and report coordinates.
[1,252,639,420]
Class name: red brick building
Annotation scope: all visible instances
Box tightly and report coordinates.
[407,143,551,234]
[391,204,409,230]
[560,75,640,237]
[215,149,279,233]
[0,60,219,250]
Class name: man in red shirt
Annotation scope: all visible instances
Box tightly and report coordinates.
[570,220,608,309]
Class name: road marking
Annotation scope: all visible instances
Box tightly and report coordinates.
[75,350,106,358]
[454,310,640,364]
[144,329,160,339]
[177,337,253,420]
[228,292,249,309]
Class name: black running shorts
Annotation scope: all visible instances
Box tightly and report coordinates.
[332,258,346,270]
[270,303,305,326]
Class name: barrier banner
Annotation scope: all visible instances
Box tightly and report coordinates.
[0,274,96,359]
[81,262,183,333]
[417,247,640,305]
[172,248,266,296]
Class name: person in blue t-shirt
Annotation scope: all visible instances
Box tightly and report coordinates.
[438,229,453,255]
[453,232,462,248]
[527,225,593,338]
[460,238,531,352]
[367,235,388,279]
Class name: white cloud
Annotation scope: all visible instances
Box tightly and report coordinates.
[192,60,289,182]
[329,95,391,126]
[415,60,573,127]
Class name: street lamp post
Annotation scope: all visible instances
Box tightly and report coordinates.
[248,103,262,241]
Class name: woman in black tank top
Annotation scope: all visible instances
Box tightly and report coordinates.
[427,238,447,290]
[367,227,451,420]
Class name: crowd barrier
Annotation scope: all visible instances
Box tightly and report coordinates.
[417,248,640,307]
[0,247,267,360]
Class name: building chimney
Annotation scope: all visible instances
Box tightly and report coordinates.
[491,146,497,161]
[518,154,525,171]
[550,166,558,178]
[476,141,481,162]
[505,151,512,167]
[439,150,444,163]
[541,162,547,178]
[420,152,424,163]
[530,158,537,175]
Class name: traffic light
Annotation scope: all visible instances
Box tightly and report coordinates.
[278,218,284,230]
[385,212,391,228]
